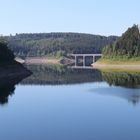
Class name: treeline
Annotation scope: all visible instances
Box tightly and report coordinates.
[3,33,118,57]
[103,25,140,59]
[0,40,15,63]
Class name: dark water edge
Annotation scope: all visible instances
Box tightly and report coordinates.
[0,62,31,105]
[0,61,31,79]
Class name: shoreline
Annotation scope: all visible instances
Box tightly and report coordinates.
[16,57,140,71]
[16,57,74,65]
[93,59,140,70]
[19,57,60,65]
[93,63,140,71]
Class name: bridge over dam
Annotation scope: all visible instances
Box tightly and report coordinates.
[69,54,102,69]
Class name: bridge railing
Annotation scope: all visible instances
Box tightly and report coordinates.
[69,54,103,57]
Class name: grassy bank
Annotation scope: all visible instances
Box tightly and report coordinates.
[93,58,140,71]
[96,58,140,65]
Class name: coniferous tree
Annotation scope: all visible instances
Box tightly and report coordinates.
[103,25,140,59]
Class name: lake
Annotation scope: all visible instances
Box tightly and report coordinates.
[0,64,140,140]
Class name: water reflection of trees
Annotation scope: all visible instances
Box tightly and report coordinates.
[0,65,31,105]
[0,76,28,105]
[92,71,140,105]
[0,80,16,105]
[22,65,102,85]
[22,65,140,88]
[102,71,140,88]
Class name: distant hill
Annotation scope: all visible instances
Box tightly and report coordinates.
[3,33,118,58]
[102,25,140,59]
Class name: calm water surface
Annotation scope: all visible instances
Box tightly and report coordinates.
[0,65,140,140]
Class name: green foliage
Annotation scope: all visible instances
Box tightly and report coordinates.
[0,40,15,63]
[103,24,140,59]
[4,33,118,57]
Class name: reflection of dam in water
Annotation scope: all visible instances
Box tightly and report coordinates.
[21,64,140,105]
[21,64,102,85]
[22,65,140,87]
[93,86,140,105]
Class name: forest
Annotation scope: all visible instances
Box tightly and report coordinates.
[2,33,118,58]
[102,25,140,60]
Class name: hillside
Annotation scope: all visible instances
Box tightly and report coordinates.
[3,33,118,58]
[102,25,140,60]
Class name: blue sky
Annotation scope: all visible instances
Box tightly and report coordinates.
[0,0,140,36]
